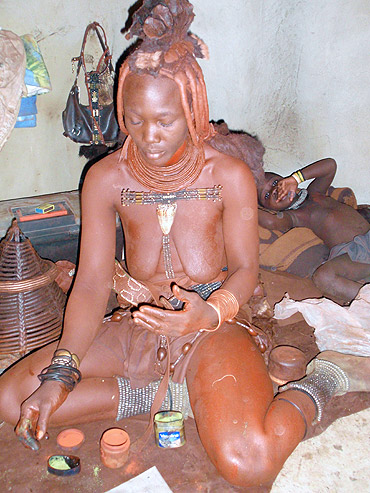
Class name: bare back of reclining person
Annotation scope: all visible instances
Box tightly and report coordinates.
[0,2,370,490]
[258,158,370,304]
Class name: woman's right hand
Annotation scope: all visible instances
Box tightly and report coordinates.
[132,284,219,338]
[15,380,70,451]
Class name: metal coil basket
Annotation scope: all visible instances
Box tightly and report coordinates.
[0,220,66,361]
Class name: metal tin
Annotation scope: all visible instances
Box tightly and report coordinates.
[47,455,80,476]
[268,345,307,385]
[154,411,185,448]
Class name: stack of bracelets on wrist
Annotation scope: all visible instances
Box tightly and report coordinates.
[202,288,239,332]
[291,170,305,184]
[38,349,81,392]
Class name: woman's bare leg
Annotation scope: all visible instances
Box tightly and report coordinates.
[187,323,370,488]
[186,323,316,488]
[0,324,127,427]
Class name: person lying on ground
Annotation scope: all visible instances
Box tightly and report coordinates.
[258,158,370,305]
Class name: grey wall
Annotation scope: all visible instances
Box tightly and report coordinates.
[1,0,369,203]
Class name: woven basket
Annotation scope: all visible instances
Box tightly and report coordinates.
[0,220,66,359]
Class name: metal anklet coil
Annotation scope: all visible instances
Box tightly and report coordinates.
[115,377,192,421]
[280,359,349,422]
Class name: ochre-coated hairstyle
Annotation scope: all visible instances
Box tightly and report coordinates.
[117,0,211,147]
[117,0,265,186]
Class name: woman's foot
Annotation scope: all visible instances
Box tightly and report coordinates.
[308,351,370,394]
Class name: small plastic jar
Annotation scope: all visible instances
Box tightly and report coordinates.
[154,411,185,448]
[100,428,130,469]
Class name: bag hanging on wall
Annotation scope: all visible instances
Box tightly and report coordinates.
[62,22,119,146]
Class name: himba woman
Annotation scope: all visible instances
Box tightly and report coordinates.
[1,0,369,488]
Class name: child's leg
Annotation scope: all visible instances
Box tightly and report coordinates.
[312,254,370,304]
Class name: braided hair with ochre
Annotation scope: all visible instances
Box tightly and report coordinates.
[118,0,265,185]
[117,0,211,147]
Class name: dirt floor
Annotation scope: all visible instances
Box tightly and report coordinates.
[1,269,369,492]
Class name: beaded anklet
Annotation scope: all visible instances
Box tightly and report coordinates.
[115,377,192,421]
[280,359,349,423]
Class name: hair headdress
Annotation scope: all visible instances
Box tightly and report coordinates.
[118,0,266,186]
[117,0,212,146]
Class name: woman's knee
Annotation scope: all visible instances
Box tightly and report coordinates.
[0,369,24,424]
[0,352,48,424]
[209,433,282,488]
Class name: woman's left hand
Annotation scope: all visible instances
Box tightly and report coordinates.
[131,284,218,337]
[276,176,298,202]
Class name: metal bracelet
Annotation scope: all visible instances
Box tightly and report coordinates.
[276,397,308,439]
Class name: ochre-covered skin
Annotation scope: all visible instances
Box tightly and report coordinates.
[0,2,369,487]
[0,74,267,486]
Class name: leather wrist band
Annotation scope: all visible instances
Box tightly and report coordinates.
[38,349,82,392]
[38,364,82,392]
[291,170,305,184]
[202,288,239,332]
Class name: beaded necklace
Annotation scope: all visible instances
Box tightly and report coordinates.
[126,135,205,193]
[121,136,217,279]
[286,189,308,210]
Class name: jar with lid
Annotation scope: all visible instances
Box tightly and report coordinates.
[100,428,130,468]
[154,411,185,448]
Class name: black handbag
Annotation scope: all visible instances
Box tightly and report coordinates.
[62,22,119,145]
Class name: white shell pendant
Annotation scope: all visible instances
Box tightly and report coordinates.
[156,203,177,235]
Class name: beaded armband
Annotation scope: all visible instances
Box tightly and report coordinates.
[291,170,305,184]
[202,289,239,332]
